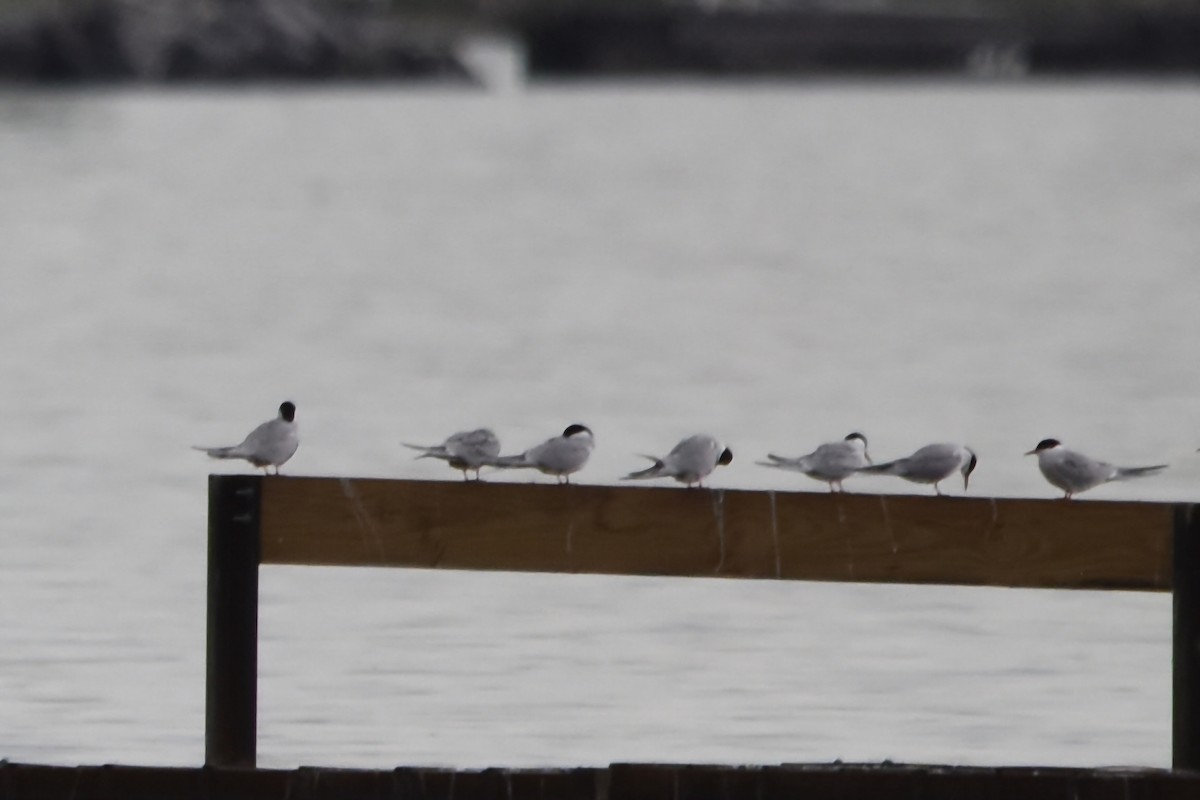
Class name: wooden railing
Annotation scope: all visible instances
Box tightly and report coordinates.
[204,475,1200,769]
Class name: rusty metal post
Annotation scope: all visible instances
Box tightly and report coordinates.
[205,474,262,768]
[1174,504,1200,770]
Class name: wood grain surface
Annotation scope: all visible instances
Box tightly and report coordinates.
[258,477,1174,591]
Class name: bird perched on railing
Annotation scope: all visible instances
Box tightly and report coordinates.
[1025,439,1167,499]
[622,434,733,489]
[490,424,594,484]
[857,442,976,495]
[193,401,299,475]
[757,432,870,492]
[403,428,501,481]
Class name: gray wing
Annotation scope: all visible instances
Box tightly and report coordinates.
[236,418,298,466]
[530,436,592,474]
[900,444,961,481]
[1060,452,1118,489]
[666,436,719,474]
[809,441,868,479]
[445,428,501,466]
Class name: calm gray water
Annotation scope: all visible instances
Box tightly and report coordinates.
[1,81,1198,770]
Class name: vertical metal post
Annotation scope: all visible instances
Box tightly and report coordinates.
[205,474,262,768]
[1174,504,1200,770]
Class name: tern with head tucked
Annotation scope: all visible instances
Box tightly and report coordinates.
[857,442,976,495]
[622,434,733,488]
[1026,439,1167,500]
[757,432,870,492]
[491,424,594,484]
[193,401,299,475]
[403,428,500,481]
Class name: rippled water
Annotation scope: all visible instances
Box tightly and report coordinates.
[0,81,1197,769]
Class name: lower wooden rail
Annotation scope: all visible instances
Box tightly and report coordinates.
[4,761,1200,800]
[203,475,1200,771]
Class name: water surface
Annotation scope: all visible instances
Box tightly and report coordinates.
[0,81,1197,769]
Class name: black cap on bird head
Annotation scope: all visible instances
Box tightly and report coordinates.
[718,447,734,466]
[279,401,296,422]
[563,424,592,438]
[962,448,978,490]
[1025,438,1060,456]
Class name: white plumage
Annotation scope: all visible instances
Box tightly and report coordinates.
[403,428,501,481]
[491,424,594,484]
[622,434,733,488]
[193,401,299,475]
[758,432,870,492]
[857,442,976,495]
[1026,439,1167,499]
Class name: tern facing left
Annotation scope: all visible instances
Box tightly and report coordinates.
[193,401,298,475]
[857,442,976,495]
[757,432,870,492]
[1026,439,1168,499]
[403,428,501,481]
[622,434,733,488]
[491,424,594,484]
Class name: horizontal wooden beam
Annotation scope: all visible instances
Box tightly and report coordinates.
[4,761,1199,800]
[258,477,1173,591]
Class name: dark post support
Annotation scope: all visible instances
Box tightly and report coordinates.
[1174,504,1200,770]
[205,474,263,768]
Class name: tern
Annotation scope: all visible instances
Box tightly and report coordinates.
[491,424,594,484]
[757,432,870,492]
[403,428,501,481]
[1025,439,1167,499]
[858,442,976,495]
[622,434,733,488]
[193,401,298,475]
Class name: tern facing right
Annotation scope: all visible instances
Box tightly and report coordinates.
[192,401,299,475]
[403,428,500,481]
[622,434,733,488]
[757,432,870,492]
[1025,438,1167,499]
[857,442,976,495]
[491,424,594,484]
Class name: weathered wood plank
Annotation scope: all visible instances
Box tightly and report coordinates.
[258,477,1172,591]
[3,761,1199,800]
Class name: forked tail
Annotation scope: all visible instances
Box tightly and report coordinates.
[490,454,531,469]
[622,456,665,480]
[757,454,789,468]
[756,454,807,471]
[402,443,444,460]
[1116,464,1169,480]
[192,445,238,460]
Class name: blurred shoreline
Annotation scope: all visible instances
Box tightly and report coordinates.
[0,0,476,83]
[0,0,1197,83]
